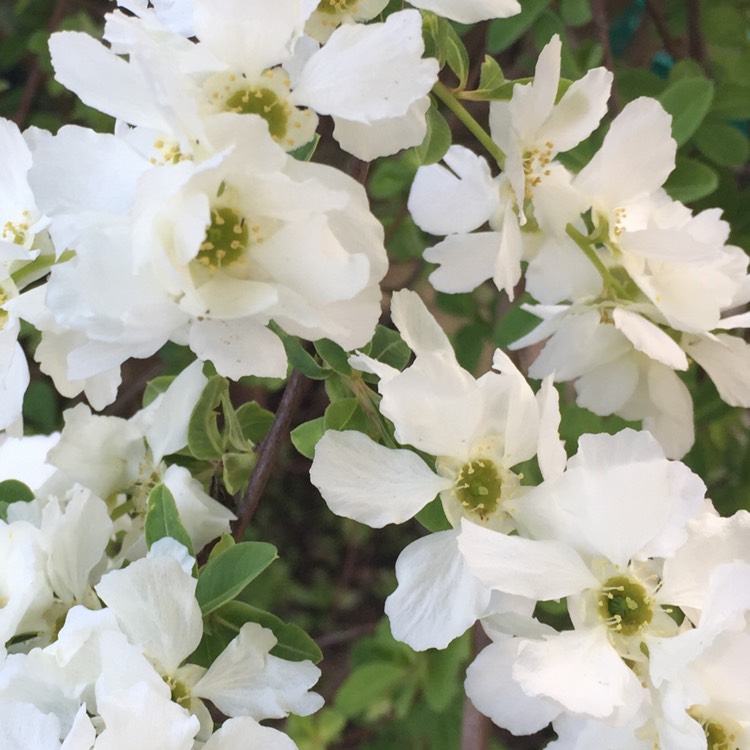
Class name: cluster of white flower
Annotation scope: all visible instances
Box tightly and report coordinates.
[312,291,750,748]
[0,365,323,748]
[1,0,749,747]
[410,35,750,459]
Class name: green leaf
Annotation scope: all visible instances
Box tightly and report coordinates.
[271,324,328,380]
[560,0,592,26]
[408,98,452,166]
[188,375,228,460]
[460,55,512,101]
[216,601,323,663]
[454,321,489,373]
[694,120,750,167]
[415,496,451,532]
[486,0,554,53]
[422,634,470,711]
[290,417,326,460]
[493,300,542,348]
[196,541,278,615]
[314,339,352,376]
[236,401,274,443]
[442,20,470,88]
[288,132,320,162]
[364,324,411,371]
[144,483,195,556]
[711,83,750,120]
[0,479,34,504]
[658,77,714,146]
[286,709,346,750]
[664,156,719,203]
[334,663,407,718]
[478,54,505,91]
[208,533,235,560]
[324,398,372,434]
[142,375,176,407]
[222,451,257,495]
[422,12,468,85]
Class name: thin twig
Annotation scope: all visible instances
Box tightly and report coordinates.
[12,0,69,127]
[232,369,311,541]
[644,0,682,62]
[460,623,492,750]
[349,156,370,185]
[591,0,620,115]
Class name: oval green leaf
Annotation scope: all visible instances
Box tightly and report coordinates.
[196,541,278,615]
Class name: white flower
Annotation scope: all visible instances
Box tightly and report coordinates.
[305,0,388,43]
[0,116,54,431]
[292,10,440,158]
[311,290,561,649]
[40,366,234,557]
[458,430,707,721]
[94,551,323,724]
[409,35,611,297]
[509,303,696,458]
[408,0,521,23]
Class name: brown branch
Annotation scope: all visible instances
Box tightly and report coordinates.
[12,0,70,128]
[348,156,370,185]
[460,623,492,750]
[644,0,682,62]
[591,0,620,115]
[231,369,311,541]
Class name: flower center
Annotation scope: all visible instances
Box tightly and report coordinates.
[164,675,192,709]
[206,69,317,150]
[197,207,249,274]
[2,211,32,246]
[522,141,554,198]
[688,710,740,750]
[150,138,187,165]
[225,86,289,140]
[597,575,653,636]
[704,720,738,750]
[317,0,358,13]
[454,458,502,521]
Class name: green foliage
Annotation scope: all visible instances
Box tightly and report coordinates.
[195,541,278,615]
[291,417,326,460]
[144,484,195,556]
[658,76,715,146]
[414,496,452,532]
[487,0,554,53]
[664,155,719,203]
[287,620,472,749]
[422,12,470,88]
[183,374,261,494]
[407,98,452,166]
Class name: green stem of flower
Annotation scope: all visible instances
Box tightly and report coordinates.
[432,80,506,169]
[566,223,626,297]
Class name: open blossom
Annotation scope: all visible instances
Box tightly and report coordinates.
[37,362,235,559]
[311,289,563,649]
[459,429,709,730]
[0,116,55,432]
[0,541,316,750]
[16,109,387,397]
[51,3,438,160]
[506,97,750,458]
[409,35,611,298]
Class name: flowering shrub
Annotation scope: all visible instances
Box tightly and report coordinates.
[1,0,749,748]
